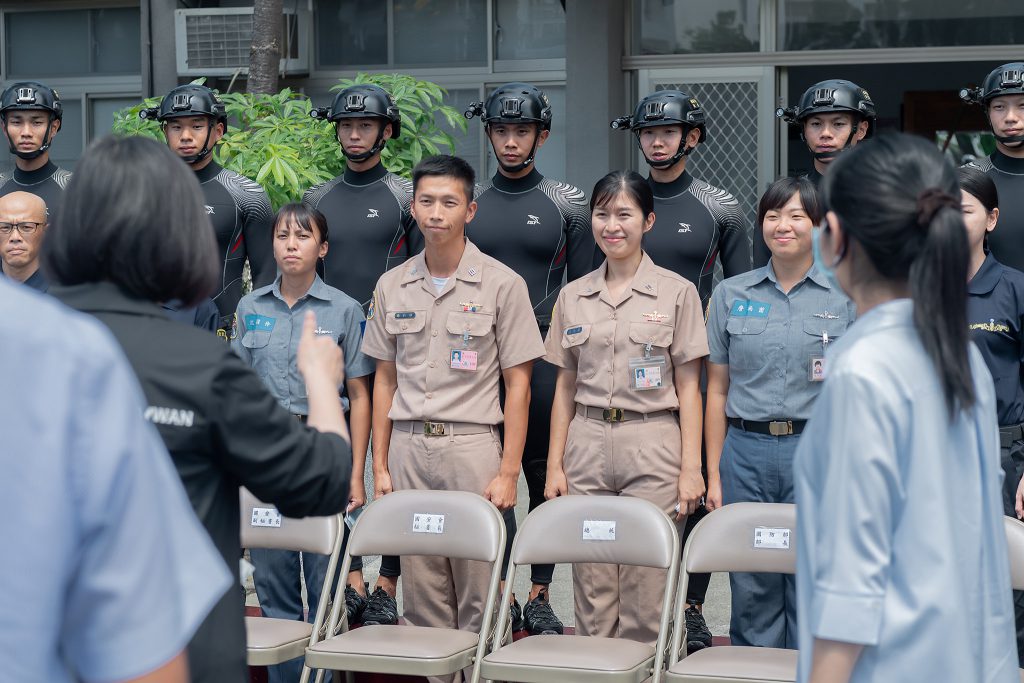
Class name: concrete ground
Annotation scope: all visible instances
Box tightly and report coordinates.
[248,464,732,638]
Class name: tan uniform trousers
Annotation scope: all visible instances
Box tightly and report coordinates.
[388,426,502,682]
[563,410,684,644]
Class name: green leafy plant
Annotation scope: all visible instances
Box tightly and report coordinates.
[111,74,467,209]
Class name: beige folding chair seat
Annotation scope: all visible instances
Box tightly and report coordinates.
[303,489,505,683]
[239,488,343,669]
[1004,517,1024,682]
[665,502,797,683]
[480,495,680,683]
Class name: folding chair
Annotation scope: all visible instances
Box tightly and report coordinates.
[303,489,505,683]
[1002,517,1024,682]
[665,502,797,683]
[240,488,344,676]
[480,494,680,683]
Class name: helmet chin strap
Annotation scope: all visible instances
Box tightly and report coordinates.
[489,125,541,175]
[637,128,694,170]
[994,132,1024,147]
[175,121,214,166]
[4,113,56,161]
[810,126,858,163]
[338,121,388,163]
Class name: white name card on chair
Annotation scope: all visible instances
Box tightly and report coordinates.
[251,507,282,528]
[753,526,790,549]
[412,513,446,533]
[583,520,617,541]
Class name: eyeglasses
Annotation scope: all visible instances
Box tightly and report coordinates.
[0,221,44,236]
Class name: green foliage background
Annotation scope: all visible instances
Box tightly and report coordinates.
[111,74,467,209]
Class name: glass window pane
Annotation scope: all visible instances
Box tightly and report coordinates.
[485,85,566,182]
[779,0,1024,51]
[632,0,759,55]
[6,10,90,77]
[316,0,388,68]
[91,98,139,142]
[437,88,483,177]
[394,0,487,67]
[92,8,141,74]
[495,0,565,61]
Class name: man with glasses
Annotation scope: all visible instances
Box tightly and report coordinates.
[0,191,48,292]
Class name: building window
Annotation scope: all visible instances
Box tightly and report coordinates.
[5,8,141,77]
[778,0,1024,51]
[495,0,565,61]
[316,0,388,69]
[632,0,759,55]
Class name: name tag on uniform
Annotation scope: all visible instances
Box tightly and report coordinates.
[394,311,416,319]
[629,356,666,390]
[753,526,790,549]
[245,314,276,331]
[729,300,771,318]
[450,349,478,371]
[566,326,583,335]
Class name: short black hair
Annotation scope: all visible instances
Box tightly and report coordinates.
[43,135,218,306]
[591,170,654,218]
[957,166,998,213]
[275,203,329,243]
[757,176,822,227]
[412,154,475,203]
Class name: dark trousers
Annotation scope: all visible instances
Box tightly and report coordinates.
[999,436,1024,668]
[521,357,557,585]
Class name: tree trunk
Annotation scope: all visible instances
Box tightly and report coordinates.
[248,0,282,94]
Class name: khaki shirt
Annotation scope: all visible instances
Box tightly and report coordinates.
[362,239,545,424]
[544,251,709,413]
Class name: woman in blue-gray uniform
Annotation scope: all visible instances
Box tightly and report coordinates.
[233,204,374,683]
[795,133,1017,683]
[959,165,1024,668]
[704,176,853,649]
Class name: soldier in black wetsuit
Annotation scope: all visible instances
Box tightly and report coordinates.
[962,63,1024,274]
[306,84,422,310]
[612,90,752,652]
[305,83,420,627]
[465,82,595,636]
[774,80,876,267]
[0,82,71,220]
[140,85,275,338]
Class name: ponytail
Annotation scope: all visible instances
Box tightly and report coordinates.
[824,133,976,417]
[909,201,975,416]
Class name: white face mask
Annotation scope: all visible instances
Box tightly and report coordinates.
[812,225,846,294]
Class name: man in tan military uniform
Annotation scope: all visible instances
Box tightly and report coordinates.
[361,155,544,664]
[544,251,709,643]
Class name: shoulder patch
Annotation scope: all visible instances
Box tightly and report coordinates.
[366,293,376,321]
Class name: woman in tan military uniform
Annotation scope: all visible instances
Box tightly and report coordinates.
[544,170,708,643]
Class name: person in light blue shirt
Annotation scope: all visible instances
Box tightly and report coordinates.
[795,133,1018,682]
[705,176,854,649]
[0,277,231,683]
[234,203,375,683]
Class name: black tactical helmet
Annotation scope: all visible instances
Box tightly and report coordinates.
[139,85,228,165]
[465,82,553,132]
[0,82,63,160]
[611,90,708,169]
[960,63,1024,147]
[310,84,401,161]
[776,79,876,137]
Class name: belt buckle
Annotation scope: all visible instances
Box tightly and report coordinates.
[424,421,447,436]
[603,408,625,422]
[769,420,793,436]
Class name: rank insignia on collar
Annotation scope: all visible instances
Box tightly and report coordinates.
[642,311,669,323]
[460,301,483,313]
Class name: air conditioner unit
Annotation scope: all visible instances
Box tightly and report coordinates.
[174,7,310,77]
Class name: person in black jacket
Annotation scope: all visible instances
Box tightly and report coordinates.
[45,135,353,683]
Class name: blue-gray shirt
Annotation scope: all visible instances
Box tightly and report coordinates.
[706,261,855,421]
[233,274,374,414]
[0,278,230,683]
[794,299,1017,682]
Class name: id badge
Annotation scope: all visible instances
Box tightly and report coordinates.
[450,348,478,371]
[629,355,666,390]
[809,355,826,382]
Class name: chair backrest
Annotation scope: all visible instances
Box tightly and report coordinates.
[347,489,504,563]
[239,488,341,555]
[511,495,677,569]
[684,502,797,575]
[1005,516,1024,591]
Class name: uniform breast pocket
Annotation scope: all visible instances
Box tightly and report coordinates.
[802,317,848,355]
[385,310,428,366]
[628,322,675,352]
[725,315,769,370]
[560,323,597,379]
[445,311,495,350]
[241,331,273,373]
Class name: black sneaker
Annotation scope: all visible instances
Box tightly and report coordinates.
[361,586,399,626]
[523,589,563,635]
[509,595,525,632]
[344,583,367,625]
[684,604,712,653]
